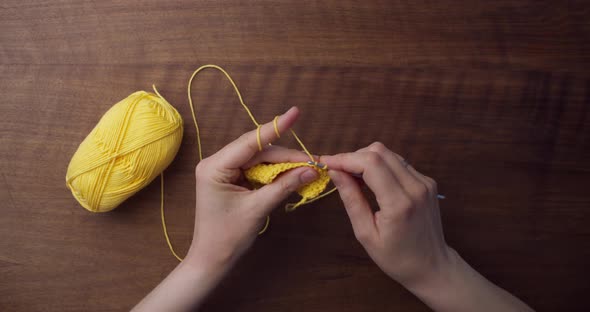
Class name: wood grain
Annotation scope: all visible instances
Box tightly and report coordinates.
[1,1,589,311]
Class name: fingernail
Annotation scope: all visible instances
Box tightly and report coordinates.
[284,106,297,115]
[300,169,318,183]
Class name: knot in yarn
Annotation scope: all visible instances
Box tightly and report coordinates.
[66,89,183,212]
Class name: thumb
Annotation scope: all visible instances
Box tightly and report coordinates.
[328,170,376,245]
[253,167,319,215]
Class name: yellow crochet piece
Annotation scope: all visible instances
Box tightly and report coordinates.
[244,162,331,211]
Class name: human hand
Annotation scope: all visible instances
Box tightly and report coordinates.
[321,142,451,288]
[322,143,534,312]
[138,138,533,312]
[133,107,320,312]
[184,106,319,270]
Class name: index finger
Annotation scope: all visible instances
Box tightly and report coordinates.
[321,152,408,208]
[213,106,301,168]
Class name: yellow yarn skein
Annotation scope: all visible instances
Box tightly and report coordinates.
[66,88,183,212]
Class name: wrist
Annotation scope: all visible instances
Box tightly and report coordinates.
[402,248,534,312]
[183,246,233,279]
[402,247,464,306]
[132,249,230,312]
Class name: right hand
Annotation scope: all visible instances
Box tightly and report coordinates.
[320,142,454,288]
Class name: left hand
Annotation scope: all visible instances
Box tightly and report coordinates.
[185,106,319,270]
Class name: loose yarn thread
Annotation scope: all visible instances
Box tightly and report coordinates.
[161,65,337,261]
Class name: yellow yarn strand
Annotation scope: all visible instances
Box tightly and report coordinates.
[256,125,263,151]
[290,129,315,162]
[161,64,335,261]
[187,65,261,158]
[273,116,281,138]
[285,186,338,211]
[160,172,183,262]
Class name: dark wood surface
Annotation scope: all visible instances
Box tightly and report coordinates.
[1,1,589,311]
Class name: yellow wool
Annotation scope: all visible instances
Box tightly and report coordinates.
[244,162,331,211]
[66,89,183,212]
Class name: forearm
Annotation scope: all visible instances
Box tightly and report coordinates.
[406,249,534,312]
[132,256,228,312]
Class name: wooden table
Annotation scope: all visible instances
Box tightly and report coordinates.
[1,1,589,311]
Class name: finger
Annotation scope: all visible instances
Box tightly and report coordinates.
[329,170,377,244]
[406,166,439,198]
[214,106,300,169]
[320,152,408,209]
[355,145,371,152]
[241,145,311,169]
[373,147,437,198]
[363,142,428,200]
[251,166,319,216]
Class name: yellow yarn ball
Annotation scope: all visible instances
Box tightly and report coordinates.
[66,90,183,212]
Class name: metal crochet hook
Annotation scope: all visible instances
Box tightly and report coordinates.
[348,172,445,199]
[307,160,326,169]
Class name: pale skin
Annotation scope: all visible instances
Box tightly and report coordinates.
[133,107,534,312]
